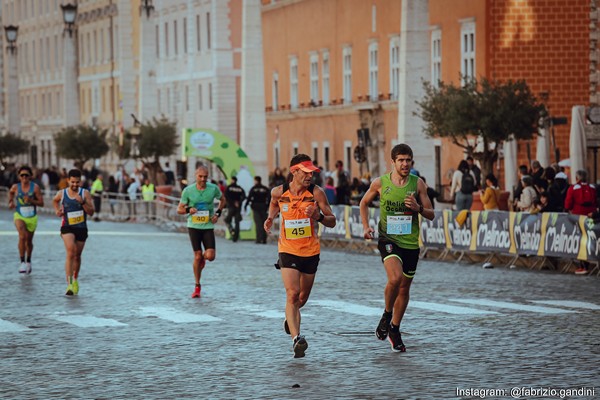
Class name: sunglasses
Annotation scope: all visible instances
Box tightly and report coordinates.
[20,174,31,177]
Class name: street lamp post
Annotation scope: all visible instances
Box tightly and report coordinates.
[61,3,77,37]
[61,3,80,128]
[4,25,18,54]
[3,25,20,135]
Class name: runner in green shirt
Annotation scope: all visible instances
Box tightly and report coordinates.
[177,166,226,298]
[360,143,434,352]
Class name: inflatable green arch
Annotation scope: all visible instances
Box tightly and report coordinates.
[183,128,257,241]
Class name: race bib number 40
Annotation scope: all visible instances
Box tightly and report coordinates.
[192,210,210,224]
[284,218,311,239]
[387,215,412,235]
[67,210,85,225]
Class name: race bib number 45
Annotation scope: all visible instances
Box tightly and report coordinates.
[284,218,311,239]
[387,215,412,235]
[192,210,210,224]
[67,210,84,225]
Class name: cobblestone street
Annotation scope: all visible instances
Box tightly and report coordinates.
[0,209,599,399]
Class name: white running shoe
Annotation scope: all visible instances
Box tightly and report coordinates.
[18,262,27,273]
[25,262,32,274]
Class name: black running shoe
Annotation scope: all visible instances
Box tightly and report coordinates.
[375,312,392,340]
[293,336,308,358]
[283,319,290,335]
[388,329,406,352]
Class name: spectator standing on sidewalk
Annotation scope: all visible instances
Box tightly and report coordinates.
[359,143,434,353]
[450,160,476,211]
[466,156,481,190]
[480,173,501,210]
[177,166,226,298]
[244,176,270,244]
[107,175,119,216]
[90,174,104,221]
[264,154,336,358]
[52,168,95,295]
[141,178,156,219]
[564,170,598,275]
[8,166,44,274]
[224,176,246,242]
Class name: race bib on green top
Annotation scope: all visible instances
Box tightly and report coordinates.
[192,210,210,224]
[386,215,412,235]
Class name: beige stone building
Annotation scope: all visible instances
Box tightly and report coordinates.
[1,0,253,182]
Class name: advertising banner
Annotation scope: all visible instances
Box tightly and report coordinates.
[320,205,349,239]
[445,210,474,250]
[584,217,600,261]
[419,210,446,249]
[472,211,512,253]
[509,212,543,256]
[542,213,586,260]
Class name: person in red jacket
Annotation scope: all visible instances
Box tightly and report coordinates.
[564,169,598,274]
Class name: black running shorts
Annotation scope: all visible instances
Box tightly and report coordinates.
[278,253,320,275]
[188,228,216,252]
[60,226,88,242]
[377,239,420,278]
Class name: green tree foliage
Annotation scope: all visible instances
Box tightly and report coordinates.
[130,117,179,184]
[416,77,545,180]
[54,124,110,169]
[0,132,30,166]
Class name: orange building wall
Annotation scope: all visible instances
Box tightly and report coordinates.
[489,0,589,171]
[262,0,402,178]
[429,0,489,189]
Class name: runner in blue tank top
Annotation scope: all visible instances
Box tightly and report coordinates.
[360,144,434,353]
[8,166,44,274]
[52,168,95,296]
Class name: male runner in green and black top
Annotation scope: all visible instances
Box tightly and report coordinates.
[360,144,434,352]
[177,166,226,298]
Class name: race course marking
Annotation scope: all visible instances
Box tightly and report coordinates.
[0,318,31,332]
[448,299,576,314]
[410,300,500,315]
[52,314,128,328]
[139,306,221,323]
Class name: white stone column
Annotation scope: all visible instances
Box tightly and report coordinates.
[210,0,238,141]
[397,0,433,183]
[240,0,268,179]
[6,50,21,133]
[138,5,158,122]
[63,30,80,127]
[536,127,551,167]
[118,0,136,129]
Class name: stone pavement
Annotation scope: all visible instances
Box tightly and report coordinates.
[0,208,599,399]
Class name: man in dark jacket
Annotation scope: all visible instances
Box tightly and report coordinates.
[224,176,246,242]
[244,176,270,244]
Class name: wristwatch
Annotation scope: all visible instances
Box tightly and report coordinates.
[419,205,423,214]
[317,213,325,223]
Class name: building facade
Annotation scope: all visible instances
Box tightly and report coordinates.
[1,0,247,183]
[262,0,592,194]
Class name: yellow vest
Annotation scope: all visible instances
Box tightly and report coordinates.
[142,184,155,201]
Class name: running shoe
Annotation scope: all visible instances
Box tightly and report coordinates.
[293,335,308,358]
[375,311,392,340]
[72,279,79,295]
[25,262,32,274]
[191,285,201,298]
[18,262,27,274]
[388,329,406,352]
[283,319,290,335]
[65,284,74,296]
[574,267,589,275]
